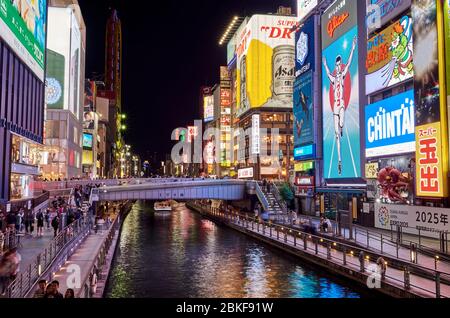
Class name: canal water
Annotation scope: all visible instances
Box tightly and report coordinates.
[105,201,366,298]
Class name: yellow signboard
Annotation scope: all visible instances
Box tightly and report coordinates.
[416,123,445,197]
[365,163,379,179]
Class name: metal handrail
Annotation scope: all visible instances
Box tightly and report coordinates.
[5,216,91,298]
[255,182,270,212]
[79,216,120,298]
[271,183,288,213]
[192,202,450,298]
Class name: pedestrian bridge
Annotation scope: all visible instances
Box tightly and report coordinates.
[88,179,254,202]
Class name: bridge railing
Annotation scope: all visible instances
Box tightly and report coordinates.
[192,201,450,298]
[255,182,270,212]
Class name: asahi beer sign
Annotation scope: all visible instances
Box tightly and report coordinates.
[375,203,450,238]
[236,15,298,117]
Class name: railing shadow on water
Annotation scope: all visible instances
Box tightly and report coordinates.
[191,201,450,299]
[5,217,92,298]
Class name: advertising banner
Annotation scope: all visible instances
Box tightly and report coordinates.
[295,161,314,172]
[412,0,440,127]
[295,15,315,78]
[365,90,415,158]
[238,167,254,179]
[0,0,46,80]
[416,122,445,197]
[252,114,260,155]
[365,16,414,95]
[236,15,298,117]
[366,0,412,34]
[46,49,65,110]
[322,0,360,179]
[294,72,314,148]
[204,96,214,122]
[294,144,315,160]
[297,0,318,22]
[70,15,81,117]
[83,133,93,150]
[84,80,96,112]
[375,203,450,238]
[321,0,358,50]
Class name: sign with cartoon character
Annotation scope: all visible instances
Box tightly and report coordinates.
[365,16,414,95]
[294,71,314,149]
[321,0,361,179]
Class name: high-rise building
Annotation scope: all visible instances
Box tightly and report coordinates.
[98,9,124,178]
[40,0,86,180]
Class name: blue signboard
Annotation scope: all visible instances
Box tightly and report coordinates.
[294,72,314,149]
[295,15,315,78]
[365,90,415,158]
[294,144,315,161]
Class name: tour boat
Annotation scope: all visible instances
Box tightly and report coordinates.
[154,201,172,212]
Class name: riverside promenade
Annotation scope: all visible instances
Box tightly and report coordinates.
[188,201,450,298]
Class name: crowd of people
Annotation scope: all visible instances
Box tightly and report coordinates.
[33,279,74,299]
[0,183,99,297]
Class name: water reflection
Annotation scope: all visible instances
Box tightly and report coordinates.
[106,201,362,298]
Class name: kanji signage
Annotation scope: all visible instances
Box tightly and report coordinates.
[416,123,445,197]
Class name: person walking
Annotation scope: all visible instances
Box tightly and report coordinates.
[36,210,44,237]
[44,209,50,229]
[377,257,387,281]
[51,215,60,238]
[8,247,21,282]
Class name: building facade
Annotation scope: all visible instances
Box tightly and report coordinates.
[41,1,86,180]
[0,0,47,204]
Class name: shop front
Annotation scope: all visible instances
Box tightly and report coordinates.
[294,161,315,216]
[10,134,42,200]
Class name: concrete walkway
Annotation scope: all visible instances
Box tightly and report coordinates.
[17,227,55,273]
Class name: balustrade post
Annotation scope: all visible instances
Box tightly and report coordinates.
[315,239,318,255]
[436,273,441,298]
[327,243,332,260]
[304,234,307,251]
[277,228,279,240]
[284,232,287,243]
[343,247,347,265]
[294,235,296,247]
[404,267,410,290]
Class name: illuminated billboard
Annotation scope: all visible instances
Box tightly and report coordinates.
[297,0,318,22]
[83,133,93,150]
[295,15,315,78]
[47,7,83,117]
[365,16,414,95]
[236,15,298,117]
[366,0,411,34]
[365,90,415,158]
[0,0,46,80]
[412,0,448,198]
[204,96,214,122]
[321,0,361,179]
[294,72,314,148]
[46,49,65,109]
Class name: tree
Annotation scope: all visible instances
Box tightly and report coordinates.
[279,182,295,208]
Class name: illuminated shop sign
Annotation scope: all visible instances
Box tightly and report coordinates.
[295,161,314,172]
[294,144,315,160]
[365,90,415,158]
[238,167,254,179]
[416,123,445,198]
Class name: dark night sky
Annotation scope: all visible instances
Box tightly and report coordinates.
[77,0,294,161]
